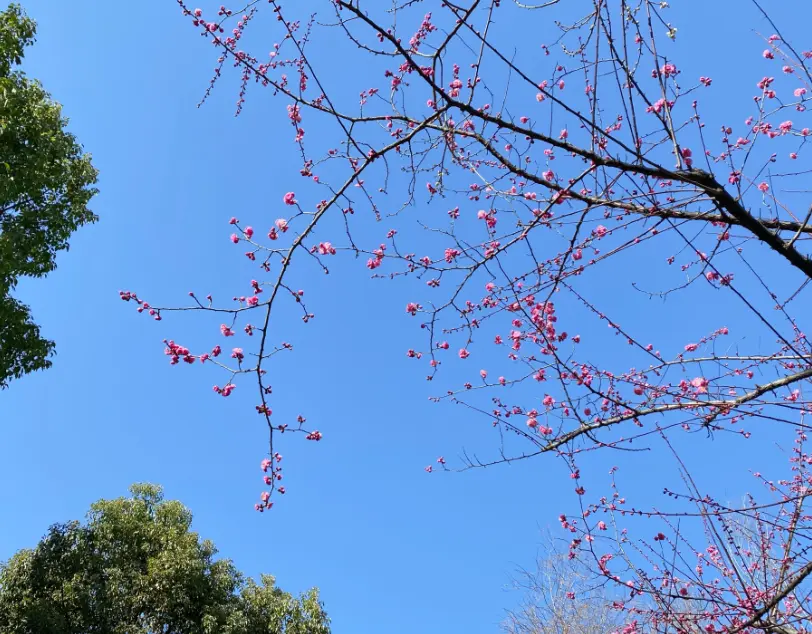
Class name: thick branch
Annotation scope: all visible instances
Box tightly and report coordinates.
[542,366,812,452]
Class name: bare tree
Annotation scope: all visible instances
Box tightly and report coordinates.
[504,534,626,634]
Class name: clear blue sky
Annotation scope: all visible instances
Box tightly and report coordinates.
[1,1,809,632]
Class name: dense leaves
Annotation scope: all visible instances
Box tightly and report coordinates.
[0,484,330,634]
[0,2,98,387]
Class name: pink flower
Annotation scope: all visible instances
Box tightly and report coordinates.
[527,417,538,428]
[757,182,770,192]
[261,458,272,472]
[598,521,607,530]
[246,296,259,307]
[406,302,421,316]
[594,225,608,238]
[244,226,254,238]
[458,348,470,359]
[684,343,698,352]
[691,377,709,393]
[318,241,336,255]
[230,233,239,243]
[543,394,555,407]
[283,192,297,206]
[231,348,244,361]
[795,87,807,97]
[763,49,774,59]
[275,218,289,232]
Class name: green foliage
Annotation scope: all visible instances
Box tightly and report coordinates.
[0,484,331,634]
[0,2,99,387]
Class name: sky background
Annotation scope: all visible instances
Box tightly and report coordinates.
[2,1,810,632]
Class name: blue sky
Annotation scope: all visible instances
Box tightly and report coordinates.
[2,1,810,632]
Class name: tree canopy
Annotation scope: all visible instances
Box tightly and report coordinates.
[0,2,98,388]
[0,484,330,634]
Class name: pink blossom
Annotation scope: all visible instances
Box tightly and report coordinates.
[230,233,239,243]
[684,343,698,352]
[660,63,678,77]
[691,377,709,394]
[246,296,259,307]
[757,182,769,193]
[594,225,608,238]
[406,302,421,316]
[318,241,336,255]
[283,192,297,205]
[458,348,470,359]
